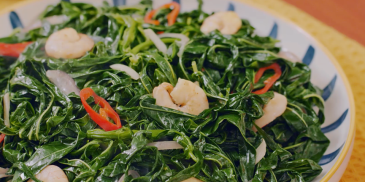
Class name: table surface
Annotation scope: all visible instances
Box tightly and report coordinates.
[1,0,365,182]
[284,0,365,46]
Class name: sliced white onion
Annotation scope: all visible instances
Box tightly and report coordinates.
[178,43,187,57]
[110,64,140,80]
[0,167,9,178]
[118,170,140,182]
[143,29,167,54]
[28,165,67,182]
[23,15,67,33]
[147,141,183,150]
[278,49,301,63]
[46,15,67,24]
[255,140,266,164]
[3,93,10,127]
[158,33,189,57]
[23,21,42,33]
[46,70,80,96]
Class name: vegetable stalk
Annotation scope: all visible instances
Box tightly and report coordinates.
[86,128,165,141]
[131,38,177,54]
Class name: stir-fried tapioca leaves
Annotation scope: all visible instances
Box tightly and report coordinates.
[0,0,329,181]
[0,2,98,43]
[59,139,119,182]
[97,131,156,177]
[2,137,35,164]
[0,60,73,142]
[195,138,238,181]
[0,1,149,53]
[7,123,84,182]
[140,97,196,131]
[94,134,175,182]
[273,159,322,182]
[290,125,330,163]
[193,71,226,102]
[0,57,13,90]
[147,52,177,86]
[143,0,207,38]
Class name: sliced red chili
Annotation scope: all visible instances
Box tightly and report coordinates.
[0,42,32,57]
[253,63,282,95]
[144,2,180,26]
[144,9,159,25]
[0,134,5,144]
[80,88,122,131]
[99,108,108,120]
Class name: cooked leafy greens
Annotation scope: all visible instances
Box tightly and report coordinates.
[0,1,328,182]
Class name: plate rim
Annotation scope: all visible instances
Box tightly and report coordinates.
[233,0,356,181]
[0,0,356,181]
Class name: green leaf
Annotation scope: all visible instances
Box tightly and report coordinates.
[148,52,177,86]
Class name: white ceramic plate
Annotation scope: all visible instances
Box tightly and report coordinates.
[0,0,355,181]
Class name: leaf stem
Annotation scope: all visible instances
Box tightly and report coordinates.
[86,128,165,141]
[131,38,178,54]
[192,61,198,73]
[283,142,306,150]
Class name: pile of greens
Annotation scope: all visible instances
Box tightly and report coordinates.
[0,1,329,182]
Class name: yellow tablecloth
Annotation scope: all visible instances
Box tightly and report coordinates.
[1,0,364,181]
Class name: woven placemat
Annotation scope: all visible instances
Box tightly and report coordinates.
[1,0,364,181]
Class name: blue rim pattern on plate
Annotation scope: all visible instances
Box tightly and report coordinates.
[302,45,315,66]
[268,22,278,39]
[113,0,125,6]
[319,143,344,165]
[6,0,348,170]
[321,109,348,133]
[9,11,23,29]
[228,2,235,11]
[322,75,337,101]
